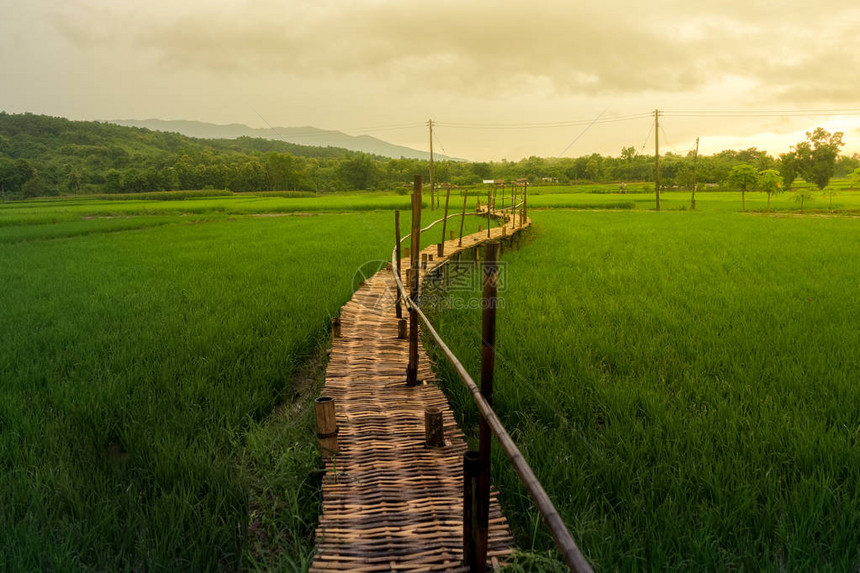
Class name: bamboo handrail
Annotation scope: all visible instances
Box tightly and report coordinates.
[397,201,524,247]
[389,205,594,573]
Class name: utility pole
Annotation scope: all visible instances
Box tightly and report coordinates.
[691,137,699,210]
[654,109,660,212]
[428,119,436,210]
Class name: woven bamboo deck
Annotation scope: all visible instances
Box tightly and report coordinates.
[310,213,530,572]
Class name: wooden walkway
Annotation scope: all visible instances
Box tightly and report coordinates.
[310,213,530,572]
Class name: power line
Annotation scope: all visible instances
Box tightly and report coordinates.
[659,125,682,156]
[662,109,860,118]
[557,109,607,157]
[433,128,449,158]
[638,121,655,155]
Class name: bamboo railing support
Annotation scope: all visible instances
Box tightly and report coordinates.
[314,397,338,459]
[463,450,481,572]
[459,190,468,247]
[395,210,402,319]
[440,186,451,256]
[407,175,421,387]
[474,241,499,568]
[425,406,444,448]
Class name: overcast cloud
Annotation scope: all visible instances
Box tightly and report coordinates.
[1,0,858,159]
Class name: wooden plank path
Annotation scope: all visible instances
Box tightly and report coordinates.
[310,213,531,572]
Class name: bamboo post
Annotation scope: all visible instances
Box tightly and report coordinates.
[331,317,341,338]
[523,180,528,225]
[425,406,444,448]
[314,397,338,459]
[395,210,402,319]
[486,186,491,238]
[398,318,407,339]
[422,253,428,270]
[463,450,481,571]
[450,230,455,241]
[440,186,451,256]
[477,240,499,569]
[407,175,422,387]
[458,189,468,247]
[404,247,410,259]
[437,243,444,257]
[512,183,518,226]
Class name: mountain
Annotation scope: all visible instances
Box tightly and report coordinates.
[108,119,464,161]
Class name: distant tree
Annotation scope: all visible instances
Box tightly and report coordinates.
[64,166,83,194]
[229,160,267,192]
[159,167,180,190]
[585,154,601,181]
[173,155,198,190]
[470,162,491,180]
[621,146,637,162]
[337,154,381,190]
[676,163,696,191]
[265,152,303,190]
[21,174,47,198]
[104,169,122,193]
[825,185,837,211]
[757,169,783,212]
[794,187,815,212]
[778,152,799,190]
[726,164,759,211]
[0,158,36,195]
[120,169,148,193]
[849,167,860,190]
[794,127,845,190]
[835,153,860,177]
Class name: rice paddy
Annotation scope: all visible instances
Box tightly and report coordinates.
[2,187,859,570]
[428,209,860,571]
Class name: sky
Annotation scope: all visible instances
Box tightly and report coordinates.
[2,0,859,161]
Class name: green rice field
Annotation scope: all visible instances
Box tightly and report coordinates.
[2,187,859,571]
[429,210,860,571]
[0,203,491,570]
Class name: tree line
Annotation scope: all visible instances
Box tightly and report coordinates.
[1,112,857,199]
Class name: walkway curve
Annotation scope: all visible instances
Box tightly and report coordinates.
[310,212,531,572]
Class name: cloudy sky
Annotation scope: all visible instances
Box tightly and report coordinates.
[2,0,859,160]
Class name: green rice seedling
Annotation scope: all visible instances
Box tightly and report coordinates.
[426,210,860,571]
[0,199,493,569]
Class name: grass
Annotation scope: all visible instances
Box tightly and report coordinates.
[6,184,857,235]
[0,198,494,570]
[5,190,860,570]
[427,210,860,571]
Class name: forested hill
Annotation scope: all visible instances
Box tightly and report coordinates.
[0,112,412,196]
